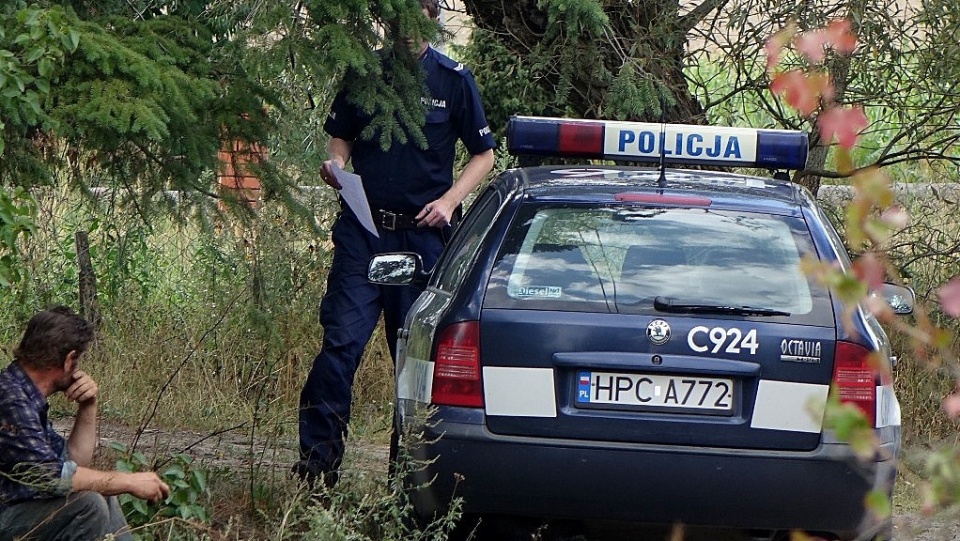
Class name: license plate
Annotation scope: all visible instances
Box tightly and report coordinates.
[576,371,734,412]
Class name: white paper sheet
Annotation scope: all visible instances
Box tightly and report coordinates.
[332,163,379,238]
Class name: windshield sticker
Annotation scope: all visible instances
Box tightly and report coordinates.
[514,285,563,298]
[550,168,613,177]
[780,339,822,364]
[701,177,768,189]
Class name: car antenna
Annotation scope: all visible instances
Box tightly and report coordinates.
[657,95,668,189]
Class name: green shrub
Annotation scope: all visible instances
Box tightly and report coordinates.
[112,442,212,538]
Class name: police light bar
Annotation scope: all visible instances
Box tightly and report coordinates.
[507,116,808,170]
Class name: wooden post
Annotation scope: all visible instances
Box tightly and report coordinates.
[75,231,102,330]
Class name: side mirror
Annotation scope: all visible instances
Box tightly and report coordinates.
[368,253,424,286]
[876,283,915,315]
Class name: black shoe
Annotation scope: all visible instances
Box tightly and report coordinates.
[291,460,339,490]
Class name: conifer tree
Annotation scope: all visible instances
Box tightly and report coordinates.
[0,0,448,282]
[0,1,278,208]
[221,0,442,178]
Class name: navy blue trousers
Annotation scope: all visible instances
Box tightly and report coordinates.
[298,211,445,475]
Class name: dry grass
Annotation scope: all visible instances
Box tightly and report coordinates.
[3,182,959,539]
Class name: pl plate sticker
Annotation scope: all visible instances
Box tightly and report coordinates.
[646,319,671,345]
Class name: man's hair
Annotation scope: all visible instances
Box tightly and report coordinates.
[14,306,94,370]
[420,0,439,19]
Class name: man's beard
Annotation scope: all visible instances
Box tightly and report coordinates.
[54,371,74,393]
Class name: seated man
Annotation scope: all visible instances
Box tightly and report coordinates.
[0,306,169,541]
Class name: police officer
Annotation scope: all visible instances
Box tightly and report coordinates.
[294,0,496,488]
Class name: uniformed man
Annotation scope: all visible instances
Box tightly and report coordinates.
[294,0,496,488]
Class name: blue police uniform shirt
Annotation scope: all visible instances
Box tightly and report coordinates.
[323,46,496,214]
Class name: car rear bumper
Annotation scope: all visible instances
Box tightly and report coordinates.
[401,406,897,537]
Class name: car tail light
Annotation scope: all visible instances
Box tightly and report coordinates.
[431,321,483,407]
[832,341,877,426]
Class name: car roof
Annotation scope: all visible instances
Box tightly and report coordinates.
[508,165,809,216]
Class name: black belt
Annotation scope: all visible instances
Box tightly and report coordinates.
[373,209,421,230]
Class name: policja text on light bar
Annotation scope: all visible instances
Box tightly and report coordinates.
[507,116,808,170]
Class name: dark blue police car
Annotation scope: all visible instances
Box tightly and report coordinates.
[368,117,912,540]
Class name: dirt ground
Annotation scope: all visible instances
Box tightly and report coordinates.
[55,419,960,540]
[895,514,960,541]
[54,418,391,480]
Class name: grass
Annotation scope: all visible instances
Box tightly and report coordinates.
[3,170,960,538]
[0,187,417,538]
[819,189,960,446]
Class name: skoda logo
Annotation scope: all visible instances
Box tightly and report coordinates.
[646,319,671,345]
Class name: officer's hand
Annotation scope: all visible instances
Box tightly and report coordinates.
[417,198,455,228]
[65,370,99,406]
[321,159,343,190]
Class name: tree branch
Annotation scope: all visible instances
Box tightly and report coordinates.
[678,0,732,34]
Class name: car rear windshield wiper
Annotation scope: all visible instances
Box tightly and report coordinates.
[654,296,791,316]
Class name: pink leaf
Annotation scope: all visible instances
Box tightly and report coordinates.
[943,393,960,418]
[764,23,798,70]
[864,295,894,323]
[794,30,830,64]
[880,206,909,230]
[794,19,857,64]
[853,253,885,289]
[818,106,868,149]
[939,277,960,317]
[770,71,809,113]
[825,19,858,54]
[771,70,831,116]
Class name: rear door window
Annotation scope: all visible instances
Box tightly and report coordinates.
[433,186,504,292]
[484,205,833,326]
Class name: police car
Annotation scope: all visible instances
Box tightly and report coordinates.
[368,116,912,540]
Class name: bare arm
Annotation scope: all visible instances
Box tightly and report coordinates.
[64,370,98,467]
[320,137,354,190]
[417,148,495,227]
[72,467,170,502]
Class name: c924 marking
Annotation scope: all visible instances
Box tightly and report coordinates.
[687,326,759,355]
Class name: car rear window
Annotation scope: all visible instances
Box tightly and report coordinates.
[484,204,833,324]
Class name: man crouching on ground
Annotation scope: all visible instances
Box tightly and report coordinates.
[0,306,169,541]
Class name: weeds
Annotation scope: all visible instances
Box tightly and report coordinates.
[0,187,408,538]
[112,442,212,536]
[819,187,960,445]
[2,164,959,538]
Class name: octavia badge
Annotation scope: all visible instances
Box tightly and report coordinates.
[646,319,671,345]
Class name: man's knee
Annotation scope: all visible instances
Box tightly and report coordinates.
[68,491,111,519]
[62,491,118,539]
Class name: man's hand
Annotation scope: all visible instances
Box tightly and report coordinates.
[74,467,172,501]
[123,472,171,503]
[66,370,99,466]
[417,149,494,228]
[65,370,99,406]
[321,159,344,190]
[322,137,353,190]
[417,197,457,228]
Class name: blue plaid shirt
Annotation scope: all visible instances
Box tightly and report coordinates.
[0,362,75,512]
